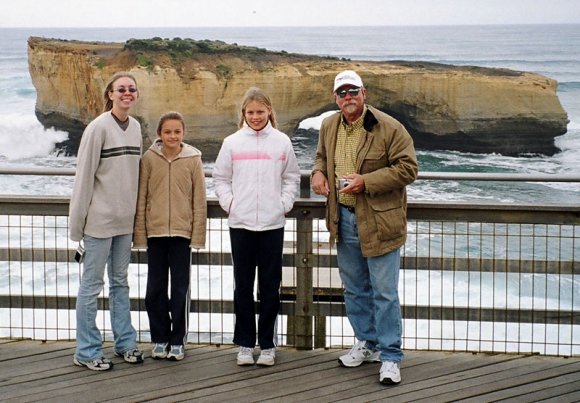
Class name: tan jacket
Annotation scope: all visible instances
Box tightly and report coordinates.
[133,139,207,249]
[312,105,418,257]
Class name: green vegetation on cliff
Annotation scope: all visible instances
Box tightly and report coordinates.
[123,37,343,74]
[124,37,335,61]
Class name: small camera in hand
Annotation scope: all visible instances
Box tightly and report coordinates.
[74,244,85,263]
[339,178,351,188]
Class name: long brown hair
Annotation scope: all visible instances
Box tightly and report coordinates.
[102,72,138,112]
[238,87,278,129]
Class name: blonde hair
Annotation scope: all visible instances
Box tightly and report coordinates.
[102,72,138,112]
[157,111,185,135]
[238,87,277,129]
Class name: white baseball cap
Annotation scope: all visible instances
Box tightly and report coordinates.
[333,70,364,92]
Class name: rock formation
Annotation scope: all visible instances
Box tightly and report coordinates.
[27,37,568,157]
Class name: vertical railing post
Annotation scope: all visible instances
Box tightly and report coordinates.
[291,173,315,349]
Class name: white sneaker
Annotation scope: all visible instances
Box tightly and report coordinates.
[73,356,113,371]
[237,346,255,366]
[338,340,381,367]
[256,348,276,366]
[114,348,144,364]
[379,361,401,385]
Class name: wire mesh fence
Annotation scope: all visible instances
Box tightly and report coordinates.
[1,195,578,356]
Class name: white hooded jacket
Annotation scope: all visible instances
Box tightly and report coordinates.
[212,122,300,231]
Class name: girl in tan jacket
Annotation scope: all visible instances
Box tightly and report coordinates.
[133,111,207,361]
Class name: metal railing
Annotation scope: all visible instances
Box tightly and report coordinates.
[0,168,578,357]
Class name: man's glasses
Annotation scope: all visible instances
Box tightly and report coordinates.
[113,87,138,94]
[336,88,361,98]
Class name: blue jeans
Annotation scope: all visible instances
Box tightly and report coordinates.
[75,234,137,361]
[337,206,403,363]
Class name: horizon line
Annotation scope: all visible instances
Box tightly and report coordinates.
[1,22,579,29]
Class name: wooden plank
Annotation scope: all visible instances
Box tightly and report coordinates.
[316,352,521,402]
[2,295,576,325]
[119,348,342,402]
[0,344,236,401]
[16,346,335,402]
[0,339,75,362]
[457,372,580,402]
[552,391,580,403]
[181,353,384,401]
[0,341,578,403]
[417,359,580,402]
[361,355,578,402]
[222,353,442,402]
[167,351,498,402]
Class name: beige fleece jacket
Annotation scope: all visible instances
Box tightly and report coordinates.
[133,139,207,249]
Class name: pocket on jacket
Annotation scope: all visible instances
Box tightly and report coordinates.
[362,149,387,172]
[369,199,406,241]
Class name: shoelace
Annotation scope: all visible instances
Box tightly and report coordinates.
[349,340,366,354]
[381,361,398,373]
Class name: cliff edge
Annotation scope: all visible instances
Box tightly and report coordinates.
[27,36,568,157]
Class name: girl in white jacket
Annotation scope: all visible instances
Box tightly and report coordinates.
[213,87,300,366]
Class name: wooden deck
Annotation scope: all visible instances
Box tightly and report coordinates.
[1,340,579,402]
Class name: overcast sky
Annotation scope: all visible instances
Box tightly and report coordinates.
[0,0,578,27]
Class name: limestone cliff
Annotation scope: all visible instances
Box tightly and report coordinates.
[28,37,568,157]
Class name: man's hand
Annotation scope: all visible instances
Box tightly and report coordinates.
[312,171,330,197]
[339,174,365,194]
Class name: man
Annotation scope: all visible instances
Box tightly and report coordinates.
[311,70,418,385]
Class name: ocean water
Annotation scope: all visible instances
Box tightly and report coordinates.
[0,24,579,202]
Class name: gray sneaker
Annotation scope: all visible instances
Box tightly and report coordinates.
[73,356,113,371]
[152,342,169,359]
[115,348,144,364]
[338,340,381,367]
[167,345,185,361]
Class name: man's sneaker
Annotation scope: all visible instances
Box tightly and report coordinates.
[151,342,169,359]
[167,345,185,361]
[256,348,276,366]
[73,356,113,371]
[115,348,144,364]
[379,361,401,385]
[237,346,255,366]
[338,340,381,367]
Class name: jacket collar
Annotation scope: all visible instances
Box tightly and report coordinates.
[150,138,201,159]
[240,121,274,136]
[336,104,379,132]
[362,105,379,132]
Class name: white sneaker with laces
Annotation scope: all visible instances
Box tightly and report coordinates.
[256,348,276,366]
[237,346,255,366]
[379,361,401,385]
[73,356,113,371]
[114,348,144,364]
[338,340,381,367]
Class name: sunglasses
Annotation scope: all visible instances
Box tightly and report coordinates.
[336,88,361,98]
[113,87,138,94]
